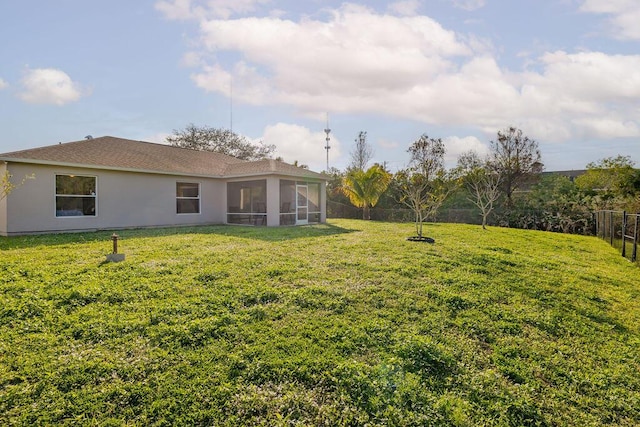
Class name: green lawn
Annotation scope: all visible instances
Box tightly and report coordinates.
[1,220,638,426]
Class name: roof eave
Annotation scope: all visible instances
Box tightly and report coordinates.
[223,170,328,180]
[1,157,328,180]
[0,157,226,179]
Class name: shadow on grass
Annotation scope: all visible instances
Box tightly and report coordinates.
[0,222,359,250]
[168,222,359,242]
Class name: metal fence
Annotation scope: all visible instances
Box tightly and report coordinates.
[327,201,481,225]
[594,210,639,262]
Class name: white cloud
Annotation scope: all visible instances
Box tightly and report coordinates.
[173,3,640,147]
[515,51,640,140]
[451,0,486,11]
[155,0,269,20]
[260,123,342,171]
[580,0,632,14]
[0,77,7,90]
[411,56,521,127]
[534,51,640,103]
[145,132,173,144]
[155,0,195,20]
[181,51,204,67]
[206,0,270,19]
[443,135,489,167]
[378,138,400,149]
[580,0,640,40]
[192,61,270,104]
[192,4,470,113]
[18,68,87,105]
[572,117,640,139]
[388,0,421,16]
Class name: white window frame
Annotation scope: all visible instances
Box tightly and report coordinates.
[176,182,201,215]
[55,174,97,218]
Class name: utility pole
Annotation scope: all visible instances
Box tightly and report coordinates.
[324,113,331,171]
[229,76,233,132]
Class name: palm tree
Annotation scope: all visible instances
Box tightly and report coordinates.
[341,164,392,220]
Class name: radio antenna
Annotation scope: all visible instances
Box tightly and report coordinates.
[324,113,331,171]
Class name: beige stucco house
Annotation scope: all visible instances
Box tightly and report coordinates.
[0,136,327,236]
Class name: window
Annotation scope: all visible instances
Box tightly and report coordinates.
[307,182,321,213]
[307,182,321,223]
[55,175,97,217]
[227,180,266,225]
[177,182,200,214]
[279,180,296,225]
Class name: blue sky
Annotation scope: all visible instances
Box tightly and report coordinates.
[1,0,639,172]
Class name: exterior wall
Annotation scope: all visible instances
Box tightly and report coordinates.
[2,162,328,235]
[320,180,327,223]
[2,163,226,235]
[0,163,8,235]
[266,177,280,226]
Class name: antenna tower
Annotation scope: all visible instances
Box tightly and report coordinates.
[229,76,233,132]
[324,113,331,171]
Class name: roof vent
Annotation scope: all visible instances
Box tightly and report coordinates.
[85,135,93,140]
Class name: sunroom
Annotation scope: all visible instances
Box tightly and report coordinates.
[226,178,323,226]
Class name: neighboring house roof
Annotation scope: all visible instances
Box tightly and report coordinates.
[541,170,587,181]
[0,136,326,180]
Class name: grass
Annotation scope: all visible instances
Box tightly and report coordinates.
[0,219,639,426]
[603,236,640,266]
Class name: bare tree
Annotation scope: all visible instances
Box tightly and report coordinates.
[397,134,452,238]
[457,150,501,229]
[408,134,445,179]
[489,126,542,204]
[348,131,373,171]
[166,124,275,161]
[1,170,35,201]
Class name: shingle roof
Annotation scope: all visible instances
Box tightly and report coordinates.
[224,159,326,179]
[0,136,326,179]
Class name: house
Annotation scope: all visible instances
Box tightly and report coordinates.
[541,170,587,182]
[0,136,327,236]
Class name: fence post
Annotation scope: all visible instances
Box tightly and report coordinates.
[622,211,627,258]
[609,211,614,246]
[633,213,639,262]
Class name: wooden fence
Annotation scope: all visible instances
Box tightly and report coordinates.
[594,210,639,262]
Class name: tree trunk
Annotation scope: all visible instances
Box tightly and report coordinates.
[415,211,423,237]
[363,204,371,220]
